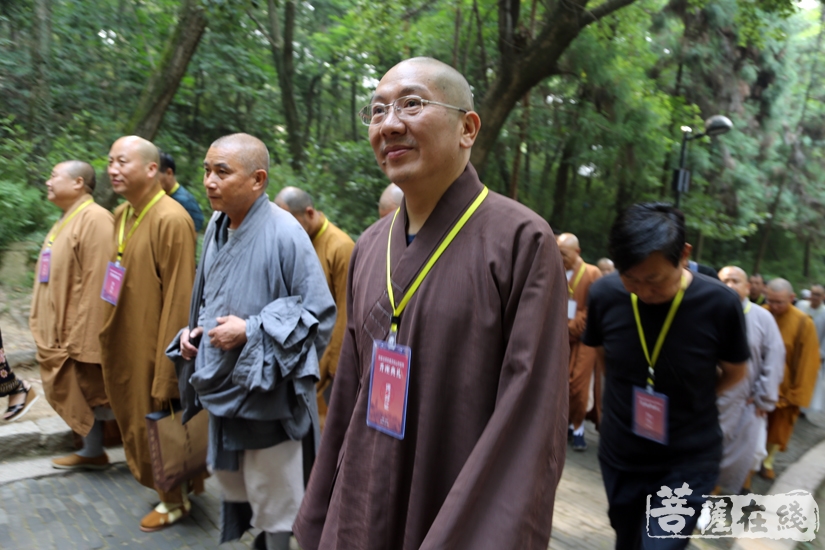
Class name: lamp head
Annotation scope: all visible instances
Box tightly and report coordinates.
[704,115,733,137]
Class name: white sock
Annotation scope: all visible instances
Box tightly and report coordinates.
[573,424,585,436]
[77,420,104,458]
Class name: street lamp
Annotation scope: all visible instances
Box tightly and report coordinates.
[672,115,733,208]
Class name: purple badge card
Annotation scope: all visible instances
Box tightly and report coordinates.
[100,262,126,306]
[38,249,51,283]
[366,340,412,440]
[633,386,669,445]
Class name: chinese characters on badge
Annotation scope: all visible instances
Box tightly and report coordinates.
[646,486,819,541]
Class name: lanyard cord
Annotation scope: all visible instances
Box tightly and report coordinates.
[168,182,180,195]
[631,274,687,390]
[47,198,94,247]
[117,190,166,262]
[744,301,752,314]
[568,263,586,298]
[386,186,489,341]
[313,218,329,242]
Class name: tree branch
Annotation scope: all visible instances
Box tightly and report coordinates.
[581,0,638,26]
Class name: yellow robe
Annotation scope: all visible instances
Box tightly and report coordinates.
[29,195,114,436]
[567,259,602,428]
[311,217,354,427]
[766,304,821,450]
[99,184,198,501]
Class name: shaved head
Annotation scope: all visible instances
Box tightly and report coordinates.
[60,160,96,192]
[767,278,794,294]
[719,266,749,300]
[378,183,404,218]
[275,186,314,213]
[597,258,615,275]
[113,135,159,165]
[719,265,748,281]
[392,57,474,111]
[557,233,580,249]
[210,133,270,179]
[556,232,581,270]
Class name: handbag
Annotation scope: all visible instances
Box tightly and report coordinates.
[145,405,208,492]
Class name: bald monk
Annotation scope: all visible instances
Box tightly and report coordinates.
[274,186,354,429]
[597,257,615,275]
[30,161,115,469]
[378,183,404,218]
[716,266,784,493]
[557,233,602,451]
[760,278,820,480]
[294,57,568,550]
[98,136,201,531]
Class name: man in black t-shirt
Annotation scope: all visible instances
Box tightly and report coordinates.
[583,203,749,549]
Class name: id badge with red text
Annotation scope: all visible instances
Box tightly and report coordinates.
[632,386,669,445]
[38,249,51,283]
[100,261,126,306]
[366,340,412,439]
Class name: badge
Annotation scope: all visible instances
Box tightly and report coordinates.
[100,261,126,306]
[38,249,51,283]
[366,340,412,439]
[633,386,669,445]
[568,299,578,320]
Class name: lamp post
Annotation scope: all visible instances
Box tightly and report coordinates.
[672,115,733,208]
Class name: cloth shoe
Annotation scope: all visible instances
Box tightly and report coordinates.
[758,465,775,480]
[52,453,110,470]
[572,433,587,452]
[139,501,191,532]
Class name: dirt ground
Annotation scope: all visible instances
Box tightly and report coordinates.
[0,284,56,422]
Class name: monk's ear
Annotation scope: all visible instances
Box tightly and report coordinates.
[252,169,267,192]
[459,111,481,149]
[147,161,158,180]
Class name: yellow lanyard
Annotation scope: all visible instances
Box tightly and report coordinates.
[568,263,586,298]
[744,301,752,314]
[386,186,489,341]
[313,218,329,242]
[631,274,687,389]
[117,190,166,262]
[168,182,180,195]
[46,198,94,247]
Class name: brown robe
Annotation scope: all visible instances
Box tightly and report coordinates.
[98,184,200,501]
[294,164,569,550]
[311,216,354,428]
[29,195,114,436]
[567,258,602,429]
[766,304,821,451]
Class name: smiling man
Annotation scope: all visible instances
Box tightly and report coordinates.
[30,161,114,468]
[583,203,749,549]
[294,57,569,550]
[169,134,335,549]
[98,135,200,532]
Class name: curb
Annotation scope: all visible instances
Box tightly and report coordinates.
[732,437,825,550]
[0,415,73,460]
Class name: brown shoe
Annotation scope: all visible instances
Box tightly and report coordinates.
[758,465,776,480]
[139,501,191,532]
[52,453,110,470]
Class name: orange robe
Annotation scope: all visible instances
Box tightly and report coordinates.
[766,304,821,451]
[98,184,200,502]
[567,258,602,428]
[311,217,354,428]
[30,195,114,436]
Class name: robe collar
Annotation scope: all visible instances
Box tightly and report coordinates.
[214,192,270,251]
[388,163,484,298]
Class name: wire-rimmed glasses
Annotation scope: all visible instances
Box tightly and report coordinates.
[358,95,468,126]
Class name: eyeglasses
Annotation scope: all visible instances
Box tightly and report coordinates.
[358,95,468,126]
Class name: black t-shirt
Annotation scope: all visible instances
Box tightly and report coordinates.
[583,272,749,472]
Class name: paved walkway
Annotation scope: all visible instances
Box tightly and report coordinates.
[0,419,822,549]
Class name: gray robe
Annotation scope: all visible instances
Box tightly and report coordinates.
[717,298,785,492]
[167,193,335,540]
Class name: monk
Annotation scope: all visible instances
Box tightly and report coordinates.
[294,57,569,550]
[597,257,615,275]
[30,161,115,469]
[98,136,201,531]
[760,278,821,479]
[274,186,354,430]
[716,266,784,493]
[378,182,404,218]
[557,232,602,451]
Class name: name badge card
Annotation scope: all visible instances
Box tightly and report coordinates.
[38,249,51,283]
[100,262,126,306]
[633,386,668,445]
[366,340,412,440]
[567,299,578,320]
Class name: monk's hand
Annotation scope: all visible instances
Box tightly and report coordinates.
[209,316,248,350]
[181,326,203,360]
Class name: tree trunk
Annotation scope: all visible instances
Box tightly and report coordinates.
[124,0,207,140]
[470,0,638,170]
[804,235,811,278]
[27,0,52,187]
[549,139,574,229]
